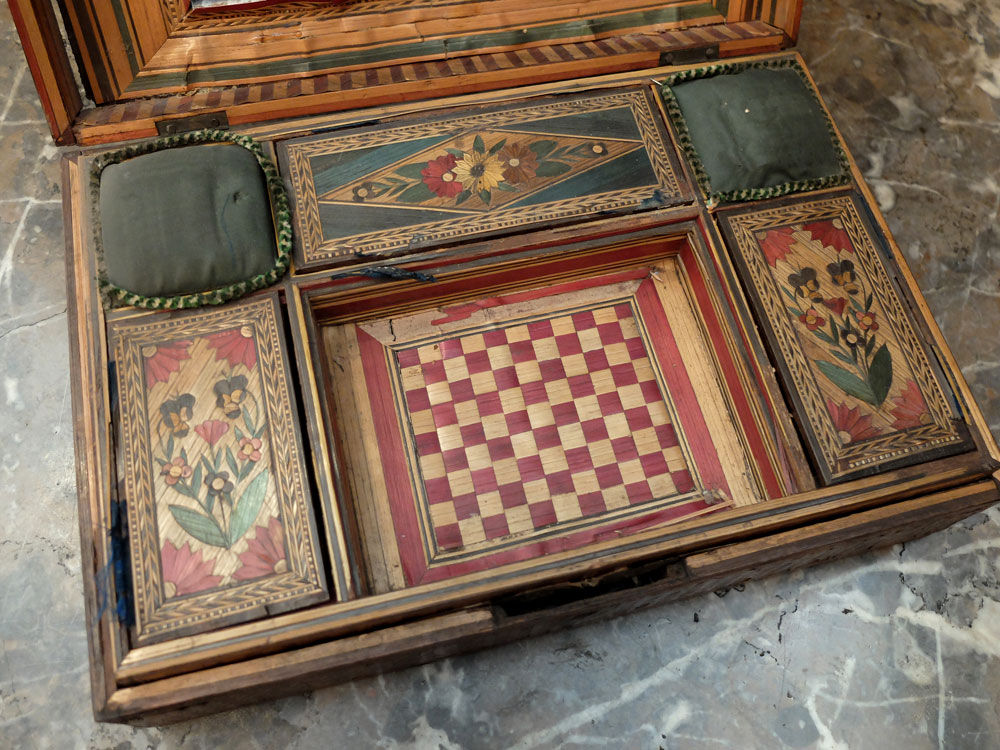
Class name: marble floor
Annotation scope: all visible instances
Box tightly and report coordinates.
[1,1,999,748]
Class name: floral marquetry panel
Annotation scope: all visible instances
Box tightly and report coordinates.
[278,87,689,270]
[718,192,974,483]
[109,295,328,643]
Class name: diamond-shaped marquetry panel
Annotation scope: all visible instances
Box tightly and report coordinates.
[279,87,689,269]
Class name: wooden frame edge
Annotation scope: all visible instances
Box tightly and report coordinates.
[8,0,82,144]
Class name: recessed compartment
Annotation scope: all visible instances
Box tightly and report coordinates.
[293,220,807,599]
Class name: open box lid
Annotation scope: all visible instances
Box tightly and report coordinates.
[11,0,802,146]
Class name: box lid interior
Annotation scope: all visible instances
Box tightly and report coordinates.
[12,0,802,145]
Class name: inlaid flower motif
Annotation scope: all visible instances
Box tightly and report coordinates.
[822,297,847,317]
[827,259,860,295]
[788,267,823,303]
[352,182,376,203]
[143,341,191,389]
[499,143,538,184]
[161,540,222,597]
[194,419,229,447]
[842,329,862,349]
[758,226,797,267]
[160,457,193,486]
[421,154,463,198]
[213,375,248,419]
[804,218,854,255]
[204,470,235,498]
[237,437,262,463]
[233,517,287,581]
[855,310,879,331]
[205,326,257,370]
[798,307,826,331]
[827,399,882,444]
[160,393,196,438]
[454,150,506,194]
[891,380,932,430]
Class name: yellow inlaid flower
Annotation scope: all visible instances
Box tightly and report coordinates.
[453,150,506,194]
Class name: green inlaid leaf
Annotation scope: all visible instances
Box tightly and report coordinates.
[830,320,839,346]
[529,140,557,160]
[488,138,507,156]
[869,344,893,406]
[228,470,269,546]
[815,360,878,405]
[496,182,517,192]
[191,463,203,498]
[535,161,571,178]
[226,446,239,477]
[812,330,835,345]
[864,292,873,310]
[166,435,174,460]
[446,148,464,158]
[832,351,855,366]
[397,182,436,203]
[393,162,428,181]
[234,425,244,441]
[473,135,485,154]
[864,336,876,358]
[169,505,228,548]
[243,410,254,436]
[479,189,492,205]
[455,190,472,205]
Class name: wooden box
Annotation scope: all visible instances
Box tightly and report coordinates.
[12,0,999,725]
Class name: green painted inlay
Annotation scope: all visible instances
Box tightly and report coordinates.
[125,3,720,92]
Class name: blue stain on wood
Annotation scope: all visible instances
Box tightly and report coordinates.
[319,201,469,241]
[505,148,656,208]
[311,135,452,196]
[495,106,642,141]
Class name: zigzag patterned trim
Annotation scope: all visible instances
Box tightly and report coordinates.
[90,130,292,310]
[659,58,852,204]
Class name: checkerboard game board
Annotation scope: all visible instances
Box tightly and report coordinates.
[395,301,698,556]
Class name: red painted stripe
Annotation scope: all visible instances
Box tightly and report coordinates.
[634,278,731,499]
[356,328,427,586]
[429,268,647,325]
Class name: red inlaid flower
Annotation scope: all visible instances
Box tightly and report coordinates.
[855,310,879,331]
[237,437,262,462]
[205,326,257,370]
[822,297,847,317]
[161,540,222,597]
[499,143,538,184]
[233,516,287,581]
[758,226,797,267]
[421,153,462,198]
[803,218,854,255]
[827,399,882,444]
[194,419,229,447]
[142,341,191,389]
[798,307,826,331]
[160,457,193,486]
[891,380,932,430]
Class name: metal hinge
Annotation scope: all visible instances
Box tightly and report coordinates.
[659,44,720,67]
[155,111,230,136]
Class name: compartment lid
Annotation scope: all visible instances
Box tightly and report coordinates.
[11,0,802,145]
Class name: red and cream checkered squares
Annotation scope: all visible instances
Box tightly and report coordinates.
[395,303,695,552]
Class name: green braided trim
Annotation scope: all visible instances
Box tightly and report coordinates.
[90,129,292,310]
[658,58,852,204]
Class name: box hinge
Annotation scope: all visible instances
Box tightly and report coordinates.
[659,44,719,67]
[155,111,229,136]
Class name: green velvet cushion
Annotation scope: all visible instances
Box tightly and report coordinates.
[664,64,848,201]
[99,143,277,299]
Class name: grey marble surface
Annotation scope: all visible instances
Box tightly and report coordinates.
[1,1,998,748]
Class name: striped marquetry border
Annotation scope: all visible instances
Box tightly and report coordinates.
[73,21,783,144]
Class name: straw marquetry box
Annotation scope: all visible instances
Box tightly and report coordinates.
[11,0,998,724]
